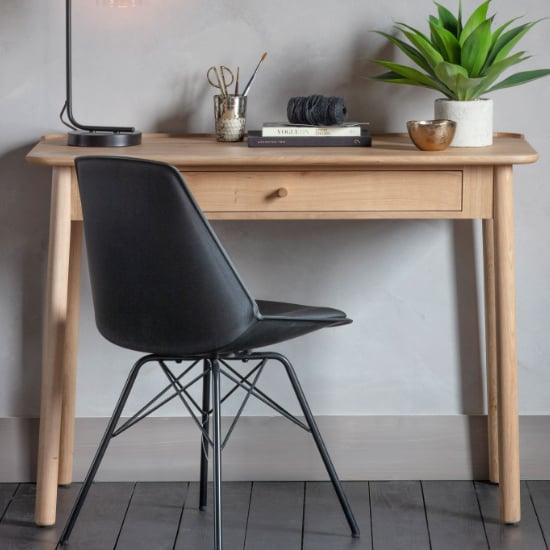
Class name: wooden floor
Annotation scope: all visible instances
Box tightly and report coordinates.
[1,481,550,549]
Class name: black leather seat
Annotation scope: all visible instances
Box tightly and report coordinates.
[59,156,359,549]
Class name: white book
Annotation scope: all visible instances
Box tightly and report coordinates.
[261,122,366,138]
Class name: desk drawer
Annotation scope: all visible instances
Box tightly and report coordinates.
[183,170,463,218]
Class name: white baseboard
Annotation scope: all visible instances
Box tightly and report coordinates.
[1,415,548,482]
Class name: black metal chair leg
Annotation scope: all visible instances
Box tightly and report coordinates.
[199,359,211,511]
[270,352,361,538]
[58,355,152,546]
[211,359,223,550]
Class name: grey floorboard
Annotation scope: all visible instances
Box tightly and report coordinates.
[303,481,371,550]
[0,483,81,550]
[0,484,17,520]
[175,482,251,550]
[370,480,430,550]
[115,482,188,550]
[475,481,547,550]
[423,480,488,550]
[244,481,304,550]
[66,482,135,550]
[525,481,550,546]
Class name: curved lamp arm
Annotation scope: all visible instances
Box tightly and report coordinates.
[62,0,141,146]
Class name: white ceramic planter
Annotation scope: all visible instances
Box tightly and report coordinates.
[434,98,493,147]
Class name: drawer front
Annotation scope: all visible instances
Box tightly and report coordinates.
[183,170,463,216]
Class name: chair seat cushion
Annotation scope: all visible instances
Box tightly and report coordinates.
[218,300,352,353]
[257,300,349,321]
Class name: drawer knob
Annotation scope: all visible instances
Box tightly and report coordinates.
[276,187,288,198]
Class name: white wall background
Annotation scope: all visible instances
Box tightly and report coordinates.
[1,0,549,423]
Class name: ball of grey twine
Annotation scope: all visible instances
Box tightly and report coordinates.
[287,95,348,125]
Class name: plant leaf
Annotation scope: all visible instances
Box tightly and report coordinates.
[396,23,445,68]
[459,0,491,46]
[486,68,550,93]
[371,31,433,74]
[455,73,487,100]
[367,70,425,87]
[433,61,488,99]
[370,60,452,95]
[480,16,522,73]
[461,19,493,76]
[490,20,546,65]
[430,19,460,63]
[434,61,468,96]
[468,52,529,97]
[434,2,459,36]
[370,60,437,86]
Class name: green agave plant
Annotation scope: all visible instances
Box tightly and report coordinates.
[370,0,550,100]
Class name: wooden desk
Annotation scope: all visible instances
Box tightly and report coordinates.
[26,133,538,526]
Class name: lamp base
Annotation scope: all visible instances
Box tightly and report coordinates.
[68,131,142,147]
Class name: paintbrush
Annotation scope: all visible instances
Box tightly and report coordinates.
[242,52,267,97]
[234,67,240,95]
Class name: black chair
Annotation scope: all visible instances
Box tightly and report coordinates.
[59,156,360,548]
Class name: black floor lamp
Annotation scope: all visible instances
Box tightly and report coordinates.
[60,0,142,147]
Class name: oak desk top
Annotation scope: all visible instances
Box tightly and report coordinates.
[26,133,538,169]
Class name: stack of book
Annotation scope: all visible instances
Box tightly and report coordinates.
[247,123,371,148]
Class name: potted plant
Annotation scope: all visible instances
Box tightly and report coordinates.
[369,0,550,146]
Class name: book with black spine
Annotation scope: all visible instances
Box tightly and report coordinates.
[247,130,372,148]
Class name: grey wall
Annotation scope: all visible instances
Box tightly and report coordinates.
[1,0,549,430]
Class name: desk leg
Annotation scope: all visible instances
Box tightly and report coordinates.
[482,219,499,484]
[35,167,72,526]
[493,165,521,524]
[58,221,83,486]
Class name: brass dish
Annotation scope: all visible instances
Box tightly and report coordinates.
[407,119,456,151]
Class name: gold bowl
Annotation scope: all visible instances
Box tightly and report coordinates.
[406,119,456,151]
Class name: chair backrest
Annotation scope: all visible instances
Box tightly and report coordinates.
[75,156,258,355]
